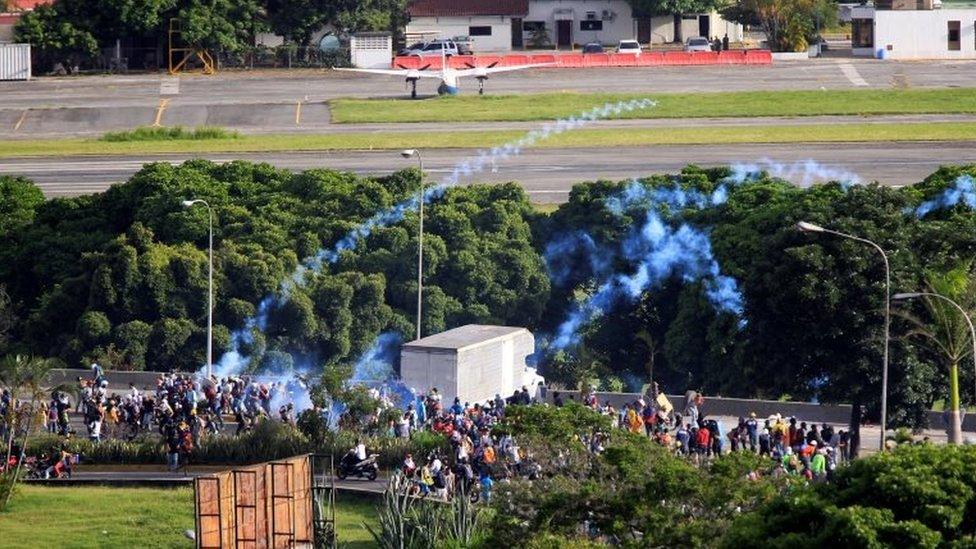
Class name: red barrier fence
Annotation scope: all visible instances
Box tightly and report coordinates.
[390,50,772,70]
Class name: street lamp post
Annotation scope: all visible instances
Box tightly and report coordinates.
[797,221,891,452]
[400,149,424,340]
[892,291,973,445]
[183,199,214,380]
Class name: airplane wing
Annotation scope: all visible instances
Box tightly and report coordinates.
[453,63,556,77]
[335,68,443,79]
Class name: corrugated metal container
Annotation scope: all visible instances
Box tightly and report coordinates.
[400,324,544,404]
[0,44,31,81]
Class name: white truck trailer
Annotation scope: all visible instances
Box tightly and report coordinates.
[400,324,543,405]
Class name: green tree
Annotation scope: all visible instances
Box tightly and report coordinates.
[0,286,13,355]
[176,0,265,53]
[14,4,98,72]
[0,355,54,511]
[721,0,836,52]
[266,0,331,47]
[722,444,976,546]
[893,264,976,444]
[0,176,44,238]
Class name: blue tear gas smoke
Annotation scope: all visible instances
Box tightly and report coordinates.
[727,158,861,189]
[545,159,862,351]
[551,209,744,350]
[352,332,403,382]
[203,98,659,408]
[915,175,976,218]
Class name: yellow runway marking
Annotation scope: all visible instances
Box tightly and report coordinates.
[295,100,303,125]
[13,110,27,132]
[152,98,170,127]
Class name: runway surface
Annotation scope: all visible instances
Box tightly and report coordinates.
[1,59,976,138]
[4,141,974,203]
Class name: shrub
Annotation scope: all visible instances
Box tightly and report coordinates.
[100,126,239,142]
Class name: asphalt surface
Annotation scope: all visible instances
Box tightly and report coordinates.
[40,470,389,493]
[1,59,976,137]
[5,142,974,203]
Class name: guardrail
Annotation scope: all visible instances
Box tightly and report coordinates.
[391,50,772,70]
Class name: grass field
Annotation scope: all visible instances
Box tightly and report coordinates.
[329,89,976,124]
[3,121,976,158]
[0,485,378,549]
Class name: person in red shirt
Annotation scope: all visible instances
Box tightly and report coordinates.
[696,426,711,460]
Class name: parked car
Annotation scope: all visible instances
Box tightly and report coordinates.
[684,36,712,52]
[582,42,604,53]
[451,36,475,55]
[398,41,426,56]
[616,39,642,54]
[405,40,460,57]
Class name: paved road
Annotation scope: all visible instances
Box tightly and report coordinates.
[4,142,974,203]
[1,59,975,137]
[3,59,975,110]
[35,470,389,493]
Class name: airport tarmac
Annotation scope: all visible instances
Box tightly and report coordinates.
[4,141,974,203]
[1,59,976,138]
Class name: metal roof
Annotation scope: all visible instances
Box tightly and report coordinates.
[402,324,530,352]
[408,0,529,17]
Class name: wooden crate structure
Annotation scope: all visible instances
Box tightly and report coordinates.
[194,454,313,549]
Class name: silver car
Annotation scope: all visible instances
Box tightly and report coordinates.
[684,37,712,52]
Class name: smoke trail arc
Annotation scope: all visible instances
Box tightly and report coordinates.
[207,98,660,394]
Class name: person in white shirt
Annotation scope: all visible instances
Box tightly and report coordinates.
[354,440,367,462]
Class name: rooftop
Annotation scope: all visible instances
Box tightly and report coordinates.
[4,0,48,12]
[403,324,529,351]
[407,0,529,17]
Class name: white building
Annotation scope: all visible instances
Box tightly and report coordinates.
[852,1,976,59]
[406,0,528,51]
[525,0,741,47]
[405,0,742,52]
[399,324,543,405]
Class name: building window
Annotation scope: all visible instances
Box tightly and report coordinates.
[851,18,873,48]
[469,26,492,36]
[523,21,545,32]
[948,21,961,50]
[580,20,603,31]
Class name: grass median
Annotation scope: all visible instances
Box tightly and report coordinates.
[0,485,378,548]
[330,88,976,123]
[3,121,976,157]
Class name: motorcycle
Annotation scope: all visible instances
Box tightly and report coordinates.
[337,452,379,481]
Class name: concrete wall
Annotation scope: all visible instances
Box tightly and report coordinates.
[550,390,856,424]
[400,348,459,402]
[874,9,976,59]
[455,330,535,403]
[407,15,514,52]
[400,331,535,404]
[524,1,742,47]
[527,0,635,46]
[0,23,15,43]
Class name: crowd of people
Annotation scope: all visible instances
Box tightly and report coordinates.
[564,387,854,481]
[371,382,860,501]
[383,387,540,503]
[36,364,307,471]
[6,361,860,488]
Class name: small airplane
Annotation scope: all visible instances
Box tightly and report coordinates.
[338,54,553,99]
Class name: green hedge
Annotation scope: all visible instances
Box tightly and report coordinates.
[26,422,449,469]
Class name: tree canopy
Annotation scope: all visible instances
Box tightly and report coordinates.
[4,162,976,438]
[15,0,408,70]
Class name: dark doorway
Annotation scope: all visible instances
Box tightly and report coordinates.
[557,20,572,48]
[511,18,524,48]
[637,18,651,44]
[698,15,710,38]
